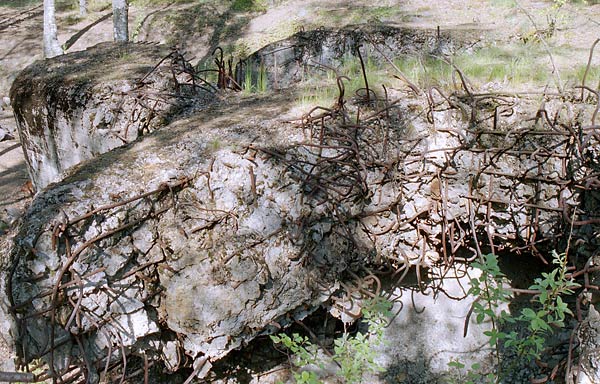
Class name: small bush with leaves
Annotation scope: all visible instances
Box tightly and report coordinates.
[503,250,579,361]
[468,253,513,352]
[271,297,392,384]
[452,251,580,382]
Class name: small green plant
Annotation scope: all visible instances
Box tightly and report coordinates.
[231,0,267,12]
[270,333,322,384]
[452,251,579,382]
[257,60,268,93]
[462,252,511,383]
[448,360,496,384]
[271,297,391,384]
[544,0,570,38]
[242,60,254,94]
[503,250,579,361]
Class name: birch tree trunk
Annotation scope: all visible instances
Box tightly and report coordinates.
[79,0,87,16]
[43,0,63,58]
[112,0,129,42]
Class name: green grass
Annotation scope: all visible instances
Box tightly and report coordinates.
[564,64,600,87]
[456,46,549,85]
[393,56,453,89]
[391,45,552,89]
[241,59,268,94]
[294,54,392,109]
[341,55,388,97]
[296,81,338,109]
[231,0,267,12]
[242,60,253,94]
[364,5,404,22]
[293,42,563,110]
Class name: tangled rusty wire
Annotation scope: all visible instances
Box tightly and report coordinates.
[4,35,600,383]
[250,37,600,382]
[2,44,255,384]
[195,47,242,91]
[7,177,192,384]
[107,46,219,145]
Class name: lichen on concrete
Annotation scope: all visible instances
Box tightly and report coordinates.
[10,42,210,191]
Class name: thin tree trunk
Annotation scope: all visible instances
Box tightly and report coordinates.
[112,0,128,42]
[79,0,87,16]
[43,0,63,58]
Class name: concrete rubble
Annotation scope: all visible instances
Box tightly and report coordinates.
[3,28,600,382]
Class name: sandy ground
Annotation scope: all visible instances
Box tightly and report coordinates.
[0,139,30,227]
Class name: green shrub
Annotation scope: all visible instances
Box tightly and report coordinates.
[271,297,391,384]
[451,251,580,382]
[231,0,267,12]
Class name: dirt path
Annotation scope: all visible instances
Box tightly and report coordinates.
[0,138,29,228]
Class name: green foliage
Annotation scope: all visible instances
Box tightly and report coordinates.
[470,253,512,327]
[448,360,496,384]
[451,251,579,382]
[292,41,572,110]
[231,0,267,12]
[294,54,389,109]
[393,45,550,90]
[504,250,579,361]
[462,253,510,384]
[257,60,268,93]
[270,333,322,384]
[271,297,391,384]
[242,60,254,94]
[241,60,268,94]
[567,64,600,89]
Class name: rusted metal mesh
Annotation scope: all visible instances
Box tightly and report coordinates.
[5,42,600,383]
[105,45,216,146]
